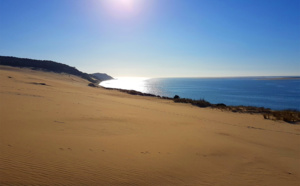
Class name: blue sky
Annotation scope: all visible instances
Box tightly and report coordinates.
[0,0,299,77]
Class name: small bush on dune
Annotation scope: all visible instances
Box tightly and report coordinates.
[275,111,299,123]
[192,99,212,107]
[173,97,211,108]
[215,103,227,108]
[263,110,300,123]
[174,95,180,99]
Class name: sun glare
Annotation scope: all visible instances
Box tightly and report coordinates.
[100,77,150,93]
[101,0,142,18]
[116,0,135,9]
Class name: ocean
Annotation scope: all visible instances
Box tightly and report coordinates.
[100,77,300,111]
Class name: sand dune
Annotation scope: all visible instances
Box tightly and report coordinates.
[0,66,299,185]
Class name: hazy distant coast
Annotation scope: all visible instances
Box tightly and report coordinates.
[0,56,113,82]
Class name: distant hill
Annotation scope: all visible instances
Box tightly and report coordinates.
[0,56,113,83]
[90,73,113,81]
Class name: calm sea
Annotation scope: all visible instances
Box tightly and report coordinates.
[100,77,300,111]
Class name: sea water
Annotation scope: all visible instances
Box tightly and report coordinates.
[100,77,300,111]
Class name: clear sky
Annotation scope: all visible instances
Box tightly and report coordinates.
[1,0,299,77]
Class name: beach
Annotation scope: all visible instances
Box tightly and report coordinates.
[0,66,299,185]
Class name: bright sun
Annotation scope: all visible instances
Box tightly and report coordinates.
[117,0,135,8]
[100,0,143,18]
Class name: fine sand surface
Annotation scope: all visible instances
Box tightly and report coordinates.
[0,66,299,185]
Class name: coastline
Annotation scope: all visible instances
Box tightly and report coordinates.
[100,76,300,112]
[100,85,300,123]
[1,66,300,185]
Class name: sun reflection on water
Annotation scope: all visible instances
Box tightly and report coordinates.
[100,77,150,93]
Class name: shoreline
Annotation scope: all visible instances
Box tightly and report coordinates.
[99,76,300,112]
[99,85,300,123]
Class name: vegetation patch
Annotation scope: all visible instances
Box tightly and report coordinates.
[173,97,212,108]
[263,110,300,123]
[173,95,299,123]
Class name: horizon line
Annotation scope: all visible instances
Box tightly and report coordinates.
[113,75,300,79]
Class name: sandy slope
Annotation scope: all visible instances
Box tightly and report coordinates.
[0,66,299,185]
